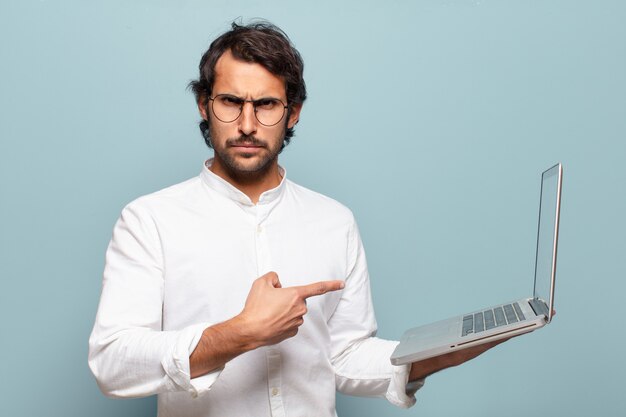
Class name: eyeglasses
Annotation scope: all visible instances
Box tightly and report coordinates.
[208,94,288,127]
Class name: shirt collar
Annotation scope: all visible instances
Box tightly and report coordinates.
[199,158,287,207]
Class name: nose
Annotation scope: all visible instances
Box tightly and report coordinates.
[238,101,257,135]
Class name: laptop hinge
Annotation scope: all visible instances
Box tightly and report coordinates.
[529,298,549,318]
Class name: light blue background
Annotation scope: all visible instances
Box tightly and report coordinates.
[1,1,625,416]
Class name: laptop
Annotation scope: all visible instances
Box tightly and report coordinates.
[390,163,563,366]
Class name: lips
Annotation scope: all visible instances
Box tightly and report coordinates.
[231,143,264,152]
[232,143,263,148]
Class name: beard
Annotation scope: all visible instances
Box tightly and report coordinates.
[208,125,285,181]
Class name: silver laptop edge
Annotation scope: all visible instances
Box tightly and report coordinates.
[533,163,562,324]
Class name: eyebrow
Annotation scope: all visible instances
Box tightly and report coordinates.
[214,93,285,102]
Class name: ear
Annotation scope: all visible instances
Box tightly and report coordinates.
[287,103,303,129]
[198,97,209,120]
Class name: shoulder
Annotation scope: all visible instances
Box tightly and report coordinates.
[121,176,204,219]
[285,180,356,225]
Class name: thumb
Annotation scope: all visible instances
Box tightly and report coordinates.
[261,271,282,288]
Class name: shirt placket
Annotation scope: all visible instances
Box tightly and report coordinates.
[254,204,272,276]
[266,347,285,417]
[254,204,285,416]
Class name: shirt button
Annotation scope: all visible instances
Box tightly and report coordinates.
[271,387,279,396]
[257,225,263,234]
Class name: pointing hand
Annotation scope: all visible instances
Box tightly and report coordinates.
[238,272,344,347]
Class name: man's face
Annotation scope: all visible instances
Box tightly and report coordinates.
[199,50,301,178]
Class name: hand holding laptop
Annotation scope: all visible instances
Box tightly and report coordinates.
[408,337,510,381]
[407,309,554,381]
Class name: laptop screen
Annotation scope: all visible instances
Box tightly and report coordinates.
[532,164,562,322]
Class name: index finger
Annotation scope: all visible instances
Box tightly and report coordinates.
[293,280,345,299]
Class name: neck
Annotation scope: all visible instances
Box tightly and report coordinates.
[208,157,282,204]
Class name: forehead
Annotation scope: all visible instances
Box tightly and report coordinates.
[213,50,286,99]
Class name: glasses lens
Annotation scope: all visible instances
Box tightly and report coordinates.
[211,95,243,123]
[254,98,286,126]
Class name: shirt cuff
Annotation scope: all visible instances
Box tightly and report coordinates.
[161,322,223,398]
[384,362,423,409]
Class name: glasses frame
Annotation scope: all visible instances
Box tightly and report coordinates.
[207,94,289,127]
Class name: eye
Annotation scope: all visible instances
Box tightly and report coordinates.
[255,98,280,111]
[218,95,243,107]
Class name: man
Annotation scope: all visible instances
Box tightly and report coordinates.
[89,21,503,417]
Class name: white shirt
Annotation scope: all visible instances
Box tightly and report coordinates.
[89,160,419,417]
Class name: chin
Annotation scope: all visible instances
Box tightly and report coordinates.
[227,156,275,174]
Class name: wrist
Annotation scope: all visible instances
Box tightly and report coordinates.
[228,313,264,351]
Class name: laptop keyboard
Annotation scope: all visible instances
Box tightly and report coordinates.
[462,302,526,337]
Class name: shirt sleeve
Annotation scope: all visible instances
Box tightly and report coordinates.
[88,201,222,398]
[328,219,423,408]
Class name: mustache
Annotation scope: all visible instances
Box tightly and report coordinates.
[226,135,266,147]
